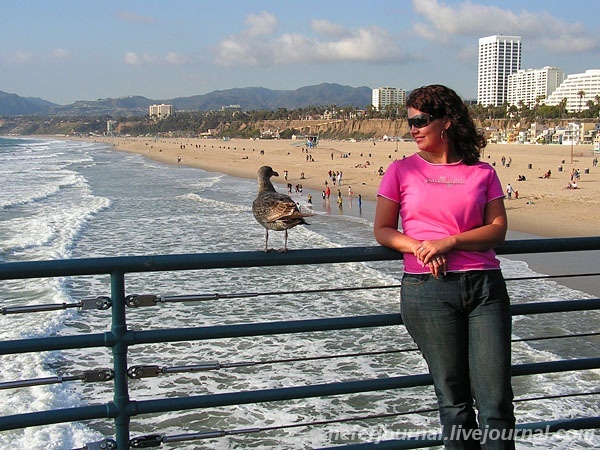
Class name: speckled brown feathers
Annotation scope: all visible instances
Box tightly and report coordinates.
[252,166,312,251]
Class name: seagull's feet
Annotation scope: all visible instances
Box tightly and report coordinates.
[262,247,288,253]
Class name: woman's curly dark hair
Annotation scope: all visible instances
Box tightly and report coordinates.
[406,84,485,165]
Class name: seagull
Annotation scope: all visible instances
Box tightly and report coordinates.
[252,166,313,252]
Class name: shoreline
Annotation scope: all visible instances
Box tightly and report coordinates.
[78,135,600,239]
[10,134,600,296]
[83,135,600,296]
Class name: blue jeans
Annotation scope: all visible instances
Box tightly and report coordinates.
[401,270,515,450]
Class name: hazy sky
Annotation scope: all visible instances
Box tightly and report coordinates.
[1,0,598,105]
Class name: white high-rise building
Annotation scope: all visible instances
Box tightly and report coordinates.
[545,69,600,113]
[507,66,564,108]
[372,87,406,111]
[149,104,173,118]
[106,120,117,134]
[477,35,522,107]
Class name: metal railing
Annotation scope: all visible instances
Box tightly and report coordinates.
[0,237,599,449]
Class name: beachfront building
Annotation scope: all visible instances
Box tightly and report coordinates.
[221,104,242,113]
[581,122,600,145]
[477,35,522,107]
[106,120,117,135]
[322,109,339,120]
[372,87,406,111]
[149,104,173,118]
[535,122,599,146]
[526,122,550,144]
[545,69,600,113]
[507,66,564,108]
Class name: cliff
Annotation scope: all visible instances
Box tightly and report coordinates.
[240,118,411,140]
[244,118,581,140]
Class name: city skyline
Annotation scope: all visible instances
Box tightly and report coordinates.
[1,0,599,105]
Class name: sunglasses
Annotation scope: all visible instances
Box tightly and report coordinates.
[407,113,438,129]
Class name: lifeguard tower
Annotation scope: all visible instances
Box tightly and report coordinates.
[305,135,318,148]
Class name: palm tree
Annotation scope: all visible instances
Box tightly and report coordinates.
[577,90,586,113]
[533,95,546,120]
[559,98,568,119]
[585,100,596,118]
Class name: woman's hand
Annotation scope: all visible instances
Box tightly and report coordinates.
[414,239,452,278]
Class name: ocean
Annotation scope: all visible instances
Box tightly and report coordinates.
[0,137,597,449]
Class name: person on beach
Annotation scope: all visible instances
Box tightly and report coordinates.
[506,183,514,199]
[374,84,515,449]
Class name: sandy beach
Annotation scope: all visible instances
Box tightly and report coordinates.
[85,135,600,239]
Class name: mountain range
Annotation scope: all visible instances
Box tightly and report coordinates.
[0,83,373,117]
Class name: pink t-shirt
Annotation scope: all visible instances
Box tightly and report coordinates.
[377,153,504,274]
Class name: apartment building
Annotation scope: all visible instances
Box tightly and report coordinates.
[372,87,406,111]
[507,66,564,108]
[149,104,173,118]
[477,35,522,107]
[545,69,600,113]
[106,120,117,134]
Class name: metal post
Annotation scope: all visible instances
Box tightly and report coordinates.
[111,271,131,449]
[569,122,574,164]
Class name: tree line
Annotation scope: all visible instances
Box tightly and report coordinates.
[1,96,598,138]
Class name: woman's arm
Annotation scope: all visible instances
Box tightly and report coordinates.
[452,197,507,250]
[374,195,507,277]
[373,196,422,254]
[419,197,508,259]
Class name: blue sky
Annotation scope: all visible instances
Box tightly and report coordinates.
[1,0,599,105]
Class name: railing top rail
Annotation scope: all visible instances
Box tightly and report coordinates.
[1,237,599,280]
[0,237,598,448]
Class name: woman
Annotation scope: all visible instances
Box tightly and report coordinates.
[374,85,515,449]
